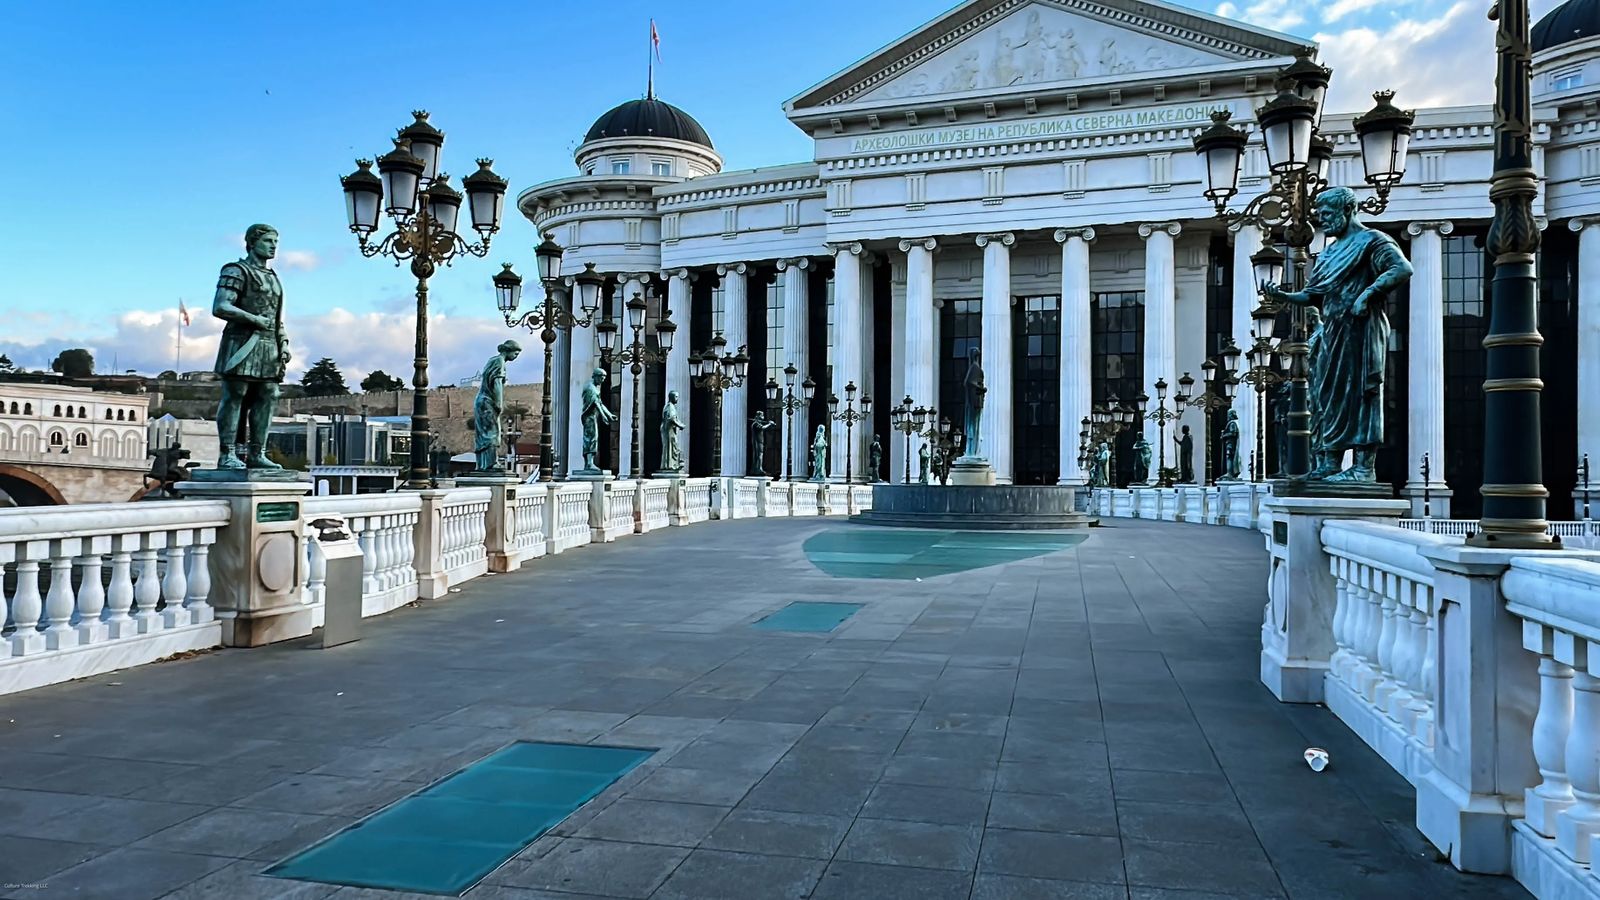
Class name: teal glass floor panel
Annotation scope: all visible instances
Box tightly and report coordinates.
[265,741,654,896]
[803,529,1087,579]
[753,601,865,632]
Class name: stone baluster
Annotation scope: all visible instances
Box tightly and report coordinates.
[10,551,44,654]
[185,539,212,621]
[75,548,107,644]
[1385,582,1419,723]
[1356,566,1385,692]
[376,518,393,591]
[306,536,328,606]
[161,542,190,628]
[1415,605,1438,747]
[1371,576,1401,705]
[41,540,79,648]
[133,541,162,631]
[1402,595,1432,731]
[104,539,136,638]
[359,520,378,597]
[1329,556,1353,677]
[1557,670,1600,863]
[1526,656,1576,838]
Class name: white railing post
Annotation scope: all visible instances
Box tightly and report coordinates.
[42,539,79,650]
[185,536,214,623]
[1559,669,1600,864]
[1526,654,1576,839]
[160,540,191,628]
[75,541,108,644]
[180,480,315,647]
[415,489,449,600]
[104,536,137,639]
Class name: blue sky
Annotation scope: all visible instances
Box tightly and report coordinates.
[0,0,1556,385]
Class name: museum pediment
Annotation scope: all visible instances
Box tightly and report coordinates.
[788,0,1306,114]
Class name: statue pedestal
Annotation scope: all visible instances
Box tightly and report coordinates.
[1271,478,1395,500]
[570,470,615,483]
[950,457,996,487]
[654,467,684,479]
[180,479,314,647]
[188,468,311,484]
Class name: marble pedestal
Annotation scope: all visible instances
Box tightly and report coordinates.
[181,478,315,648]
[457,475,523,573]
[1259,495,1409,703]
[950,457,997,486]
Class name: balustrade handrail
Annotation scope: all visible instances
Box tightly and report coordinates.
[0,500,231,539]
[437,487,493,508]
[1321,519,1451,585]
[1504,557,1600,645]
[304,493,422,517]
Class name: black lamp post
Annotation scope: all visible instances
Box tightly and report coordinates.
[890,397,926,484]
[1179,340,1242,484]
[1139,380,1183,487]
[691,335,748,477]
[829,383,872,484]
[495,237,602,483]
[770,363,814,481]
[1192,49,1412,481]
[597,292,675,479]
[1470,0,1553,547]
[342,111,507,489]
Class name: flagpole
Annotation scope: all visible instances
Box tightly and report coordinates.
[647,20,654,100]
[175,300,183,375]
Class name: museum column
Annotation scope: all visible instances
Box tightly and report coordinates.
[976,234,1015,481]
[899,239,938,422]
[1055,228,1095,485]
[1405,222,1453,514]
[718,263,750,476]
[568,278,599,476]
[1574,219,1600,488]
[778,257,811,479]
[831,244,866,480]
[665,269,692,472]
[617,275,645,479]
[1139,223,1181,459]
[1231,224,1262,480]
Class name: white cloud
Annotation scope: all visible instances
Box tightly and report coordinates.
[1321,0,1386,23]
[1315,1,1495,112]
[276,250,321,272]
[1216,0,1311,30]
[0,306,512,388]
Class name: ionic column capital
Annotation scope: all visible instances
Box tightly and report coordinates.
[1406,221,1456,237]
[661,268,694,283]
[827,242,864,258]
[1137,222,1182,240]
[975,232,1016,249]
[898,237,939,254]
[1053,227,1097,244]
[1569,217,1600,233]
[715,262,749,277]
[775,257,812,272]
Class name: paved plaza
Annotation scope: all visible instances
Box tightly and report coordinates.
[0,518,1528,899]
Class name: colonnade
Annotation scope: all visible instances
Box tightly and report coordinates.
[553,220,1600,503]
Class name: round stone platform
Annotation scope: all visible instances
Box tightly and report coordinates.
[852,484,1095,530]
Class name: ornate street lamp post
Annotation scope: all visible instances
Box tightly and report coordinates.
[1192,49,1412,480]
[829,383,872,484]
[1088,397,1136,487]
[690,335,748,477]
[1138,380,1184,487]
[1177,340,1242,484]
[342,111,508,489]
[597,292,675,480]
[890,398,926,484]
[495,237,602,483]
[1472,0,1552,546]
[767,363,815,481]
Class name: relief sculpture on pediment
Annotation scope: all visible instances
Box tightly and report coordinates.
[868,4,1219,102]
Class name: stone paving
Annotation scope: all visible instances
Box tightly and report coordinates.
[0,517,1530,900]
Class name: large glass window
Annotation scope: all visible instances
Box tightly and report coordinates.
[610,159,630,175]
[711,283,726,336]
[939,299,982,421]
[1442,233,1489,517]
[767,276,785,387]
[1015,295,1061,484]
[1092,291,1145,486]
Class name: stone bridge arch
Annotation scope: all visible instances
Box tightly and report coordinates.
[0,464,67,507]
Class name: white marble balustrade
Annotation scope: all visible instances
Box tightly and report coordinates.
[638,480,671,533]
[733,479,760,519]
[1504,557,1600,900]
[764,482,792,518]
[0,501,228,695]
[1092,485,1267,531]
[437,488,491,587]
[549,483,593,554]
[303,494,421,618]
[512,486,549,563]
[1320,520,1453,786]
[682,479,713,525]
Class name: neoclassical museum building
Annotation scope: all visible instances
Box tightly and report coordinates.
[519,0,1600,517]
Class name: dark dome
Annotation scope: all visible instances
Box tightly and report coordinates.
[1535,0,1600,53]
[583,98,713,149]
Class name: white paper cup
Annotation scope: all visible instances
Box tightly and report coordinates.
[1304,747,1329,772]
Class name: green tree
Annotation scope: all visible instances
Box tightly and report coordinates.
[0,354,16,373]
[360,369,406,392]
[50,348,94,378]
[301,357,350,397]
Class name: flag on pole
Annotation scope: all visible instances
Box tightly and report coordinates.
[651,19,661,61]
[179,300,191,327]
